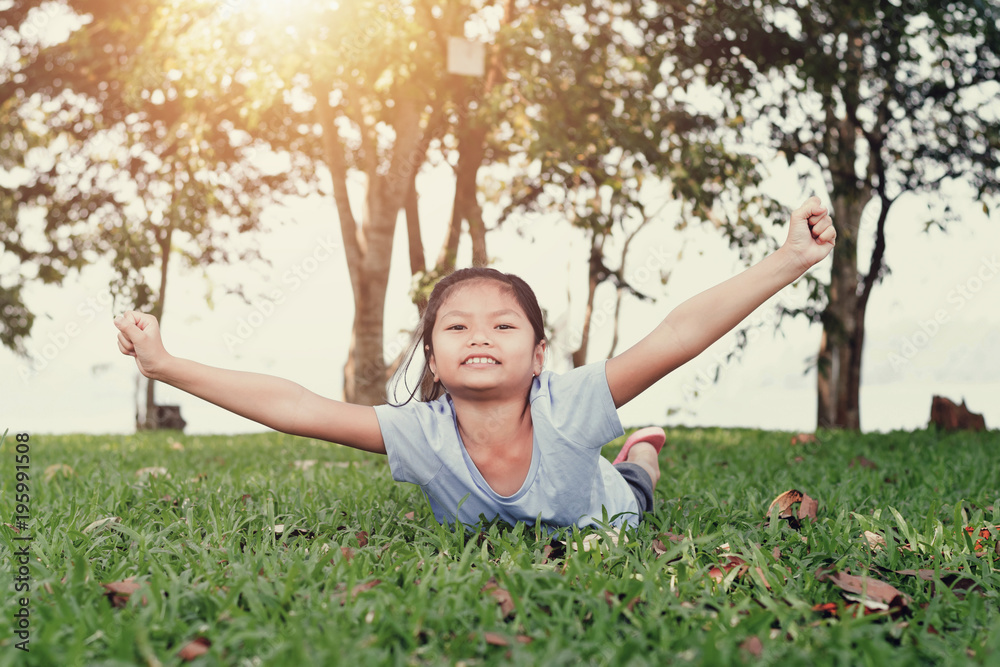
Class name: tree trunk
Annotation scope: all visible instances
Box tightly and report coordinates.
[816,187,865,430]
[572,235,604,368]
[138,223,173,430]
[315,88,423,406]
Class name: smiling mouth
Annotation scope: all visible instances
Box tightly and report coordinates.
[462,356,500,365]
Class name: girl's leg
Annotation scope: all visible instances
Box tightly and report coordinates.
[625,442,661,487]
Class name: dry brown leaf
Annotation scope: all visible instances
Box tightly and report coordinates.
[482,578,516,618]
[790,433,818,446]
[964,525,998,554]
[709,556,749,583]
[765,489,818,527]
[863,531,887,550]
[798,495,818,521]
[815,567,910,609]
[356,531,369,547]
[101,578,146,607]
[339,579,381,605]
[740,636,764,657]
[177,637,211,661]
[404,511,415,520]
[483,632,508,646]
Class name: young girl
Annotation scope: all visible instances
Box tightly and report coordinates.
[115,197,835,530]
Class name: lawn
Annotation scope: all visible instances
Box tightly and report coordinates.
[1,427,998,666]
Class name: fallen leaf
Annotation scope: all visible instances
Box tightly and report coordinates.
[563,529,626,552]
[169,439,185,451]
[339,547,355,563]
[709,556,749,583]
[863,531,887,550]
[482,578,515,618]
[339,580,381,605]
[790,433,818,446]
[44,463,75,481]
[177,637,210,661]
[101,578,147,607]
[798,495,818,521]
[483,632,508,646]
[815,567,910,613]
[404,511,415,520]
[740,636,763,657]
[356,531,369,547]
[963,526,998,553]
[765,489,818,528]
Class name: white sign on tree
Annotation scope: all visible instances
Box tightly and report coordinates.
[447,37,485,77]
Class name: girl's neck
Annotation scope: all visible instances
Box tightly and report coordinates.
[450,392,533,450]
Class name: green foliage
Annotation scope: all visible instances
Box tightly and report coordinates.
[0,0,309,348]
[1,427,998,665]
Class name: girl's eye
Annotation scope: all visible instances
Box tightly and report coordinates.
[447,325,466,331]
[496,324,513,330]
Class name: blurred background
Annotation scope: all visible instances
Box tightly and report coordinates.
[2,0,998,435]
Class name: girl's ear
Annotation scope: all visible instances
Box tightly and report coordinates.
[426,346,437,379]
[533,339,546,376]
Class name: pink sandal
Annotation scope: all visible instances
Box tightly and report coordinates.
[612,426,666,465]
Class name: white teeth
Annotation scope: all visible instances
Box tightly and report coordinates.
[464,357,498,365]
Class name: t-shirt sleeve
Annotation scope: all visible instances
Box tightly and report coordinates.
[372,401,448,486]
[536,359,624,449]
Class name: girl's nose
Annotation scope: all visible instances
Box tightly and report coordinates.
[469,326,492,345]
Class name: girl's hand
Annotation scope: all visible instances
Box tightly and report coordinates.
[783,196,837,273]
[114,311,171,380]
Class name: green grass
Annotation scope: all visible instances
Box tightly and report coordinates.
[1,427,998,666]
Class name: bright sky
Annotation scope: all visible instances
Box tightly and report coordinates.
[3,157,998,436]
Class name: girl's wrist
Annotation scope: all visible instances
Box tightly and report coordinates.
[772,246,809,284]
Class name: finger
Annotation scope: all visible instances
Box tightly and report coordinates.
[116,312,145,337]
[818,226,837,245]
[809,215,833,237]
[117,331,135,352]
[795,201,827,223]
[118,336,135,357]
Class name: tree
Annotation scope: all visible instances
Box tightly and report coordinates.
[495,0,778,368]
[659,0,1000,428]
[1,0,300,425]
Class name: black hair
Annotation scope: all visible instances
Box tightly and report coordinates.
[387,267,546,406]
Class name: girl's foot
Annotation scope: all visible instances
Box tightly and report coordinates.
[613,426,665,486]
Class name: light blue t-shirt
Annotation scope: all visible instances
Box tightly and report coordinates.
[373,360,636,529]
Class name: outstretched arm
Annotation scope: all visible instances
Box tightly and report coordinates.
[606,197,836,408]
[114,311,386,454]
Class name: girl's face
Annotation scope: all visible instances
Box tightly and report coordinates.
[428,280,545,398]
